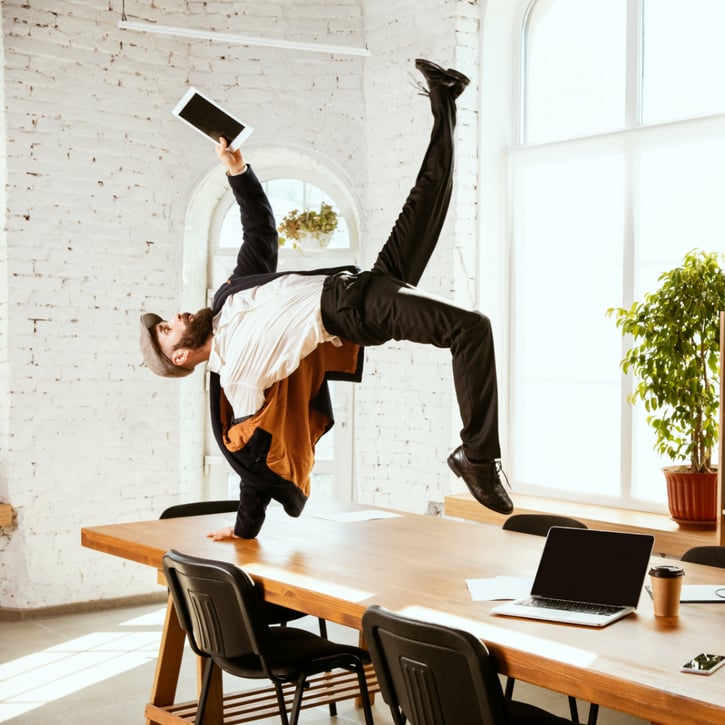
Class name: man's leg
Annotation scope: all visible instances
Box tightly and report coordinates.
[371,59,467,286]
[356,274,513,515]
[320,60,512,514]
[362,276,499,458]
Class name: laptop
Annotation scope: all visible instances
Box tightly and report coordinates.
[491,527,654,627]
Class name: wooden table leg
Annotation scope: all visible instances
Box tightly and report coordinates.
[146,594,186,725]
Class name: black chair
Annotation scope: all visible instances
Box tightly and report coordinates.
[502,513,588,537]
[501,514,594,725]
[160,499,339,713]
[162,549,374,725]
[681,546,725,568]
[362,605,571,724]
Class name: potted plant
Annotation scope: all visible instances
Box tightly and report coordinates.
[607,249,725,526]
[277,202,339,251]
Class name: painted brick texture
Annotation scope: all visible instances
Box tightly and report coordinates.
[0,0,480,609]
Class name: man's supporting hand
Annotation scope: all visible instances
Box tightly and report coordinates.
[206,526,238,541]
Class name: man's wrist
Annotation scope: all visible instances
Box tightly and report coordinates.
[227,164,248,177]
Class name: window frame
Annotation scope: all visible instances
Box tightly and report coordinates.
[509,0,725,512]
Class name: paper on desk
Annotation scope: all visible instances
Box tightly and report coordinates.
[314,510,402,523]
[646,584,725,602]
[466,575,533,601]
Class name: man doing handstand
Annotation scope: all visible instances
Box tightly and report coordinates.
[139,58,513,539]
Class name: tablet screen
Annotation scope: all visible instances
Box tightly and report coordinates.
[173,88,253,149]
[177,91,246,144]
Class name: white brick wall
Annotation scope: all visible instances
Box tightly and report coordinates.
[0,0,482,609]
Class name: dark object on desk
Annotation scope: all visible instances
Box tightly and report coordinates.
[501,514,590,724]
[160,499,240,519]
[503,513,588,537]
[162,549,374,725]
[681,546,725,568]
[362,604,571,725]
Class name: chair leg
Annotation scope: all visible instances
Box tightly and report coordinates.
[288,675,308,725]
[390,704,408,725]
[317,617,328,638]
[351,659,374,725]
[504,675,515,699]
[273,681,291,725]
[587,702,599,725]
[316,618,338,717]
[567,695,580,723]
[195,657,214,725]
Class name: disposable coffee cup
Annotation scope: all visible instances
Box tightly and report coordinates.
[649,565,685,617]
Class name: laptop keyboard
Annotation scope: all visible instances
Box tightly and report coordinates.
[519,597,625,616]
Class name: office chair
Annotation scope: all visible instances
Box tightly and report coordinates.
[362,605,571,725]
[160,500,336,711]
[681,546,725,568]
[501,513,595,725]
[162,549,374,725]
[502,513,588,537]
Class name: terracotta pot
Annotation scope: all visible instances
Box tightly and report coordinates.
[662,467,718,527]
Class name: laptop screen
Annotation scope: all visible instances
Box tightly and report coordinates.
[530,528,655,607]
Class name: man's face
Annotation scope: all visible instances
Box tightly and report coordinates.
[155,308,214,360]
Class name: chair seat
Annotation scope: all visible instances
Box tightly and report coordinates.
[215,626,371,680]
[509,700,576,724]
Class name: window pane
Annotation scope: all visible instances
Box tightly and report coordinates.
[630,137,725,501]
[642,0,725,124]
[525,0,627,143]
[218,178,350,251]
[512,152,624,495]
[269,179,350,251]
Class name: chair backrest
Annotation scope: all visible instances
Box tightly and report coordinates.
[362,605,511,725]
[162,549,270,662]
[502,513,587,537]
[159,500,238,519]
[680,546,725,568]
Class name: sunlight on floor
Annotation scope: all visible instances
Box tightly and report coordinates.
[0,608,166,722]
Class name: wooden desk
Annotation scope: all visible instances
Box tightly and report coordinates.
[82,504,725,725]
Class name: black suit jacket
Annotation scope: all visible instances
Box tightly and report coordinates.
[208,166,363,529]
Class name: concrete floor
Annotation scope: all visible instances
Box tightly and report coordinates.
[0,602,648,724]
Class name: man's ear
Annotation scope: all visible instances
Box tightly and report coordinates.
[171,348,190,366]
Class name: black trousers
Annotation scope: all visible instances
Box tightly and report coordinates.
[321,84,501,461]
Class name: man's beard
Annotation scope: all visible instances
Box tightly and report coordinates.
[177,308,214,351]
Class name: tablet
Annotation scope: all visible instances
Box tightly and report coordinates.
[172,87,253,150]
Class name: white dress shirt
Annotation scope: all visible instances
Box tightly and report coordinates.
[208,274,341,419]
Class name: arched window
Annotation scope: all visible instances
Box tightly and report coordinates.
[209,147,359,287]
[510,0,725,510]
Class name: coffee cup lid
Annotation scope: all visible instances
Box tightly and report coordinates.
[649,565,685,578]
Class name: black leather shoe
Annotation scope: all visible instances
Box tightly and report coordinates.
[447,446,514,514]
[415,58,470,100]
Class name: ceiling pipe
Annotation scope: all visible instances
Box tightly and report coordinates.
[117,20,371,57]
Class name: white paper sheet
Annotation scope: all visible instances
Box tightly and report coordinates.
[466,575,533,601]
[646,584,725,602]
[313,510,402,523]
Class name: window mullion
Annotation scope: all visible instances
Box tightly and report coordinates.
[625,0,643,128]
